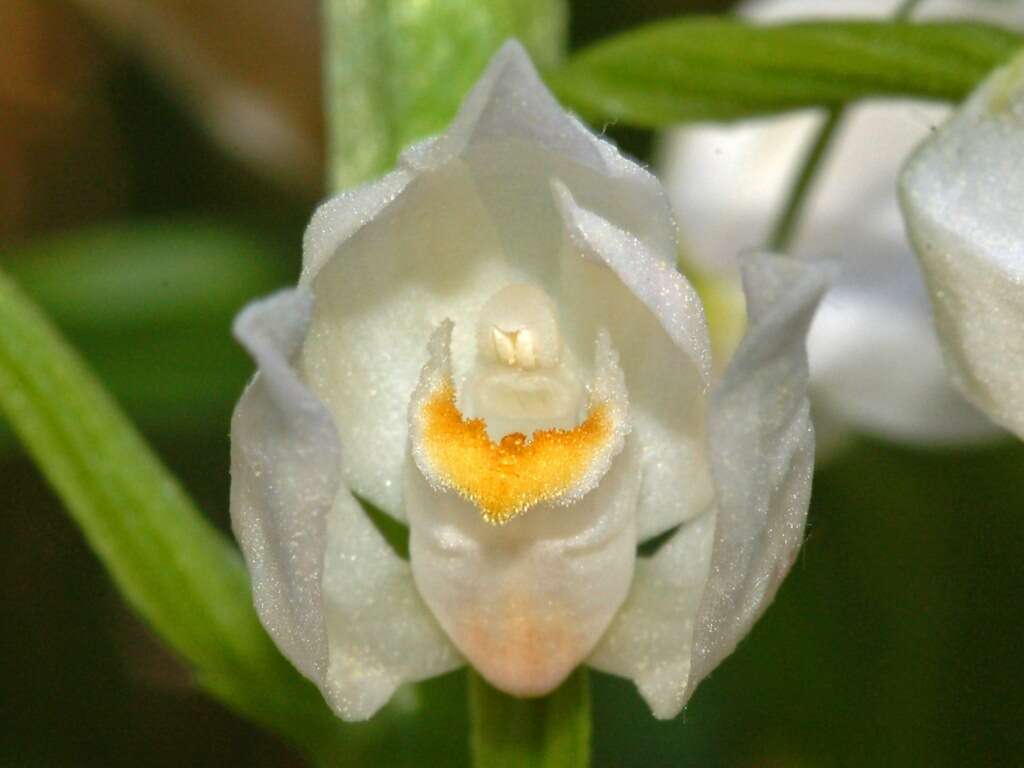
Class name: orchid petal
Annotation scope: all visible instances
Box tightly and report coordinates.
[405,322,639,697]
[298,41,695,519]
[588,253,827,718]
[321,487,462,720]
[587,511,714,718]
[231,289,332,682]
[231,290,459,722]
[689,253,828,703]
[554,183,714,540]
[900,53,1024,439]
[809,263,998,444]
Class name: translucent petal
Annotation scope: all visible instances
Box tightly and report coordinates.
[406,452,639,698]
[231,289,459,722]
[405,324,639,697]
[688,253,829,701]
[587,511,714,718]
[298,41,689,520]
[554,183,714,541]
[589,253,827,718]
[301,168,414,282]
[900,54,1024,439]
[402,41,679,264]
[321,487,462,720]
[231,289,333,681]
[589,256,827,720]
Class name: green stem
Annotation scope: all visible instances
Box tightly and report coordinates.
[767,108,844,252]
[768,0,928,252]
[895,0,928,18]
[469,669,591,768]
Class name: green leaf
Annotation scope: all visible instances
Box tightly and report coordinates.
[0,220,292,453]
[548,19,1024,127]
[469,669,591,768]
[0,268,348,758]
[322,0,568,190]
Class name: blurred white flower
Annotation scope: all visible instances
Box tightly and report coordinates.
[663,0,1023,447]
[900,49,1024,440]
[229,42,828,722]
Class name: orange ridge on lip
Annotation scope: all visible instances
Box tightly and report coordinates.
[419,379,612,524]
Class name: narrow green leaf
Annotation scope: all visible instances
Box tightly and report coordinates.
[323,0,568,189]
[549,19,1024,127]
[0,220,293,453]
[0,268,347,758]
[469,669,591,768]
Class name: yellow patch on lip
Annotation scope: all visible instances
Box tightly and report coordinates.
[419,379,612,524]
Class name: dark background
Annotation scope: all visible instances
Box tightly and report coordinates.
[3,1,1022,765]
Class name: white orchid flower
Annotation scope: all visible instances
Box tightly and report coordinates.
[663,0,1022,447]
[229,42,829,722]
[899,50,1024,440]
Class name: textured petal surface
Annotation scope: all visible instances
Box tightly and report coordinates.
[321,488,462,720]
[661,0,1021,444]
[402,41,679,262]
[587,510,714,718]
[407,450,640,698]
[687,253,828,706]
[231,289,333,682]
[298,41,692,519]
[405,326,640,698]
[591,254,827,719]
[231,290,460,722]
[900,54,1024,439]
[301,168,414,282]
[555,183,713,541]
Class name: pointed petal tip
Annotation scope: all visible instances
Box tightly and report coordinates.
[737,250,834,325]
[232,287,313,362]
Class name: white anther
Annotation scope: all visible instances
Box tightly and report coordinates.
[475,284,562,370]
[492,328,517,366]
[469,284,585,439]
[513,330,537,369]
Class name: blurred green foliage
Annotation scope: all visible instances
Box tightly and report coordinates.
[323,0,568,189]
[552,19,1023,127]
[594,438,1024,767]
[0,221,293,453]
